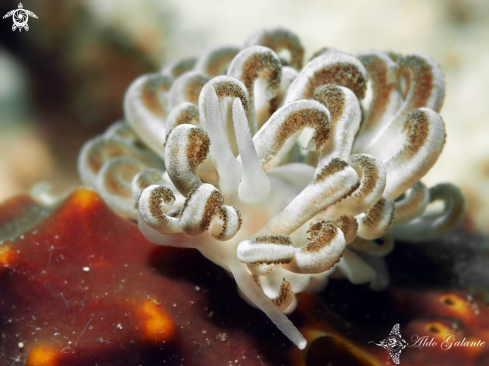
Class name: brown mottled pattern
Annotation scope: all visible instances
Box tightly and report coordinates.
[271,279,292,309]
[200,190,224,231]
[399,110,430,159]
[215,207,227,240]
[254,234,292,245]
[87,142,129,175]
[240,53,281,94]
[234,205,243,231]
[336,215,350,236]
[163,128,174,149]
[142,77,171,117]
[336,182,361,205]
[362,198,385,227]
[170,58,196,78]
[181,187,196,212]
[184,75,210,105]
[104,162,141,198]
[267,89,284,117]
[307,221,323,239]
[272,109,330,153]
[397,188,425,212]
[164,129,181,188]
[115,126,137,140]
[213,81,249,111]
[174,105,200,127]
[350,155,379,197]
[249,234,293,265]
[313,85,345,124]
[250,258,293,266]
[206,49,239,77]
[149,187,175,221]
[185,128,210,168]
[402,74,412,100]
[358,55,393,131]
[305,63,367,100]
[137,170,163,191]
[397,55,434,111]
[362,198,394,229]
[260,33,304,70]
[212,206,242,239]
[314,158,348,182]
[251,273,261,287]
[303,222,337,253]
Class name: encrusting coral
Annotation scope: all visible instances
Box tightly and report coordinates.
[0,189,298,365]
[0,189,481,365]
[78,26,466,349]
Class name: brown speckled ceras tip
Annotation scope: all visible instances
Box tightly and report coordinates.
[314,158,349,182]
[313,84,346,123]
[213,81,249,111]
[148,186,175,219]
[396,55,437,110]
[136,170,163,190]
[254,234,293,246]
[275,109,330,152]
[304,222,338,253]
[246,27,305,70]
[201,47,240,77]
[356,53,396,131]
[240,53,281,92]
[336,215,353,234]
[185,127,211,168]
[141,75,172,116]
[271,279,293,308]
[400,109,432,157]
[200,190,224,231]
[362,197,395,229]
[183,74,210,105]
[215,205,243,239]
[306,63,367,100]
[351,155,380,196]
[173,105,200,127]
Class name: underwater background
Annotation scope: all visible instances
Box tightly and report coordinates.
[0,0,488,365]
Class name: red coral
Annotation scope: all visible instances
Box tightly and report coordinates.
[0,189,292,365]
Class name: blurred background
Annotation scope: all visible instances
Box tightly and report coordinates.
[0,0,488,233]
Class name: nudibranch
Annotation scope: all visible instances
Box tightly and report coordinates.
[78,26,466,349]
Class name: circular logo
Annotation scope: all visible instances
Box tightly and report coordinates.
[12,9,28,28]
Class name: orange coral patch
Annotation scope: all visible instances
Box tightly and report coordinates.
[26,345,60,366]
[440,293,472,316]
[137,301,176,343]
[70,188,100,210]
[433,292,478,326]
[0,246,14,267]
[425,321,453,340]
